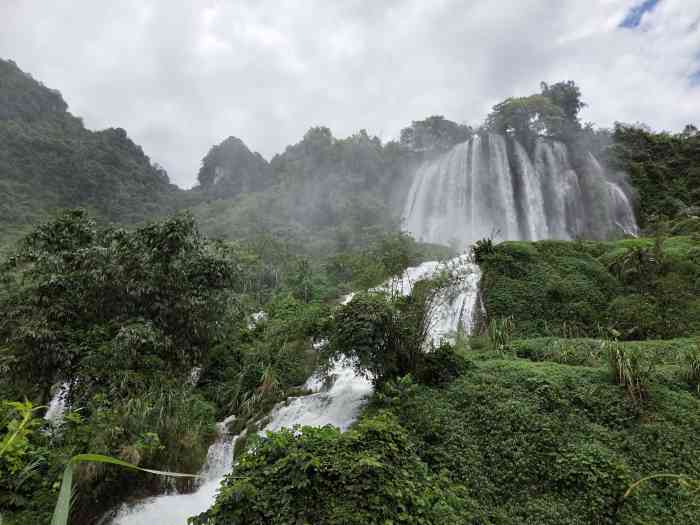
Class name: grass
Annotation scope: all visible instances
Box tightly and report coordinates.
[487,317,514,354]
[682,343,700,391]
[605,340,655,404]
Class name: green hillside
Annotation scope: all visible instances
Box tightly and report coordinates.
[0,58,185,245]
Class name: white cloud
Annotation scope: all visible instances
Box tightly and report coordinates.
[1,0,698,187]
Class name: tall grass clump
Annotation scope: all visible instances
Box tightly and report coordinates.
[681,342,700,392]
[606,341,655,404]
[488,317,514,354]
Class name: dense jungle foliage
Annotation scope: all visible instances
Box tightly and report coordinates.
[197,235,700,525]
[607,123,700,228]
[479,235,700,340]
[0,210,444,524]
[201,337,700,524]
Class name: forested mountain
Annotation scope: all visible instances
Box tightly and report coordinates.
[0,59,184,244]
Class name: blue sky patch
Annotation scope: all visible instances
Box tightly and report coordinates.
[690,70,700,86]
[620,0,660,28]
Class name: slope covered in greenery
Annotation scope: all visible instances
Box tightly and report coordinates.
[0,59,185,245]
[201,316,700,525]
[478,235,700,339]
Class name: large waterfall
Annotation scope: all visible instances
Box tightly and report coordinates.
[403,133,638,247]
[112,258,482,524]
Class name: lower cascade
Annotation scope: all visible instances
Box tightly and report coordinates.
[44,382,69,425]
[111,256,482,524]
[402,133,638,247]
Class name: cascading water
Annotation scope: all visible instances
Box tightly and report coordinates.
[403,133,638,246]
[112,257,482,524]
[113,418,238,525]
[44,382,69,425]
[585,152,639,237]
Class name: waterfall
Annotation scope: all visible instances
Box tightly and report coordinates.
[113,418,238,525]
[403,133,637,246]
[512,140,548,240]
[44,382,69,425]
[488,134,518,240]
[585,152,639,238]
[606,181,639,237]
[112,257,482,524]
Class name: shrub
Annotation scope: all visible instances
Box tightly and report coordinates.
[326,276,452,386]
[471,237,495,264]
[607,295,658,340]
[416,342,471,386]
[681,343,700,392]
[197,413,476,524]
[488,317,514,354]
[606,341,655,404]
[480,237,700,340]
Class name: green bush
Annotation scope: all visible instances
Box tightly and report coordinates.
[374,357,700,523]
[682,343,700,391]
[325,276,450,386]
[488,317,514,354]
[606,341,656,404]
[607,294,658,340]
[480,237,700,340]
[416,342,471,386]
[197,413,476,524]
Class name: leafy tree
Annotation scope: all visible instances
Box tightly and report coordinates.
[0,210,236,404]
[325,275,453,386]
[607,122,700,227]
[540,81,586,125]
[485,80,585,147]
[197,413,475,524]
[399,115,472,151]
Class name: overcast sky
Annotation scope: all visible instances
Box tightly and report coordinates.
[1,0,699,188]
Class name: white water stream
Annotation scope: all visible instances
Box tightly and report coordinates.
[112,256,482,524]
[44,382,69,425]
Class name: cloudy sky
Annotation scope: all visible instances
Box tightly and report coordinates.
[1,0,699,188]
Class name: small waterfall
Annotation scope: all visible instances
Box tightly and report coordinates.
[375,255,482,344]
[111,257,482,524]
[585,152,639,238]
[263,361,373,433]
[403,133,638,246]
[113,418,238,525]
[606,181,639,237]
[44,382,69,425]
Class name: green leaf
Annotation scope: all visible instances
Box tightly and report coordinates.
[51,453,202,525]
